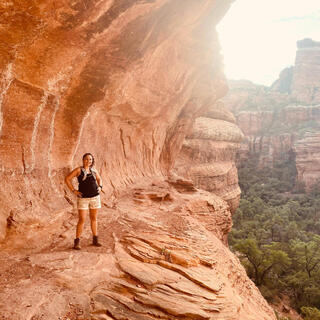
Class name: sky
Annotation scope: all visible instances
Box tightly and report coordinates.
[217,0,320,86]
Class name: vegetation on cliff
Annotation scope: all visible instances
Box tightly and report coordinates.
[230,154,320,317]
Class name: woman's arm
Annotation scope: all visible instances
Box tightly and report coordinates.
[65,167,82,196]
[95,170,103,191]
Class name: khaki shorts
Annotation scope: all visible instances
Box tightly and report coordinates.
[77,195,101,210]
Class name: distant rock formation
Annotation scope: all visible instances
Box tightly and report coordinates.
[270,66,293,93]
[271,38,320,104]
[297,38,320,48]
[0,0,276,319]
[224,39,320,190]
[291,38,320,104]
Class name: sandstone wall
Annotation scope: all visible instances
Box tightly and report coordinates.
[174,101,244,213]
[0,0,229,240]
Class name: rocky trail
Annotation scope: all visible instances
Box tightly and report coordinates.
[0,180,275,320]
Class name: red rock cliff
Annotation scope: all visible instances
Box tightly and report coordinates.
[0,1,276,319]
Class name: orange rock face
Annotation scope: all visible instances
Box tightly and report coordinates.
[174,101,244,215]
[0,0,276,319]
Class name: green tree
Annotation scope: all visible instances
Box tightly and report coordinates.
[301,306,320,320]
[290,236,320,278]
[232,155,320,313]
[234,239,290,286]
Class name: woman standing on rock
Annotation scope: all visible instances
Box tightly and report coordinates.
[65,153,103,250]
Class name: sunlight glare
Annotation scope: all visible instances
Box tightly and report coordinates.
[217,0,320,86]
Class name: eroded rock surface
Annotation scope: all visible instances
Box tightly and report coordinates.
[1,182,275,320]
[1,0,229,241]
[0,0,275,319]
[174,102,244,214]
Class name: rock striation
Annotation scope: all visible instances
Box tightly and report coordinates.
[0,0,276,319]
[174,101,244,214]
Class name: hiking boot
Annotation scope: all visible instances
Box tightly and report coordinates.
[93,235,102,247]
[73,238,81,250]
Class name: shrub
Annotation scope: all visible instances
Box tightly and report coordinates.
[301,306,320,320]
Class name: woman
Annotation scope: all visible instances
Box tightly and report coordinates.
[65,153,103,250]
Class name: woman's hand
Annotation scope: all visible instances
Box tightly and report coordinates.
[73,190,82,198]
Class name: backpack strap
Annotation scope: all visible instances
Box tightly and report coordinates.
[80,167,87,181]
[81,167,97,181]
[91,167,97,181]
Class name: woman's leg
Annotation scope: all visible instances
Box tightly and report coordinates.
[76,209,87,238]
[89,208,98,236]
[89,196,102,246]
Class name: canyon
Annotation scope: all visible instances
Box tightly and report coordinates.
[223,38,320,190]
[0,0,276,319]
